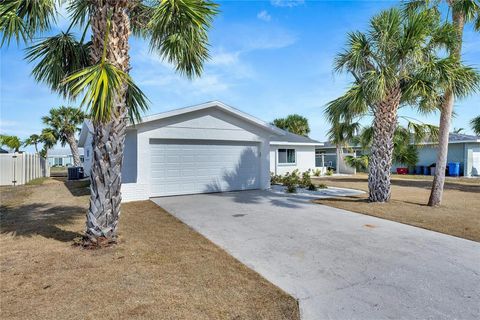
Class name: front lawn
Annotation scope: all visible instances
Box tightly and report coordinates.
[312,174,480,242]
[0,179,299,320]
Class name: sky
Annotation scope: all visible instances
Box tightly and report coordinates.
[1,0,479,152]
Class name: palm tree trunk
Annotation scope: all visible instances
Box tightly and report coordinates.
[336,145,340,173]
[368,86,401,202]
[428,5,465,207]
[84,0,130,245]
[66,134,82,167]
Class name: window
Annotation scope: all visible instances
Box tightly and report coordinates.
[86,149,90,158]
[278,149,295,164]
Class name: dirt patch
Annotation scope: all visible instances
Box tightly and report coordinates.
[312,174,480,242]
[0,179,299,320]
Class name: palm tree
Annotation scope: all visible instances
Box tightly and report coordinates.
[1,0,218,246]
[39,128,57,158]
[405,0,480,206]
[326,7,478,202]
[452,127,465,134]
[23,134,41,152]
[326,121,359,173]
[0,134,21,152]
[42,106,85,166]
[471,116,480,135]
[272,114,311,136]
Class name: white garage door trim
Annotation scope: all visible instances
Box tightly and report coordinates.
[150,139,261,197]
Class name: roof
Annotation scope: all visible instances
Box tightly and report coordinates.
[132,101,283,134]
[0,147,8,153]
[318,132,480,149]
[47,147,84,157]
[79,101,286,147]
[270,129,323,146]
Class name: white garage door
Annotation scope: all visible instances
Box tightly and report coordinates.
[150,139,260,197]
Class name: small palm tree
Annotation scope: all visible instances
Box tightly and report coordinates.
[23,134,41,153]
[0,134,21,152]
[326,121,359,173]
[272,114,311,136]
[326,7,478,202]
[471,116,480,135]
[39,128,57,158]
[0,0,218,246]
[42,106,85,166]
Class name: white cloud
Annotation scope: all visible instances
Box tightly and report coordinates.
[257,10,272,22]
[271,0,305,8]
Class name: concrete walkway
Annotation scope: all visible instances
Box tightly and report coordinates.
[152,190,480,320]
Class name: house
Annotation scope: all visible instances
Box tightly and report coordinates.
[78,101,325,202]
[318,133,480,177]
[47,147,84,167]
[270,130,324,175]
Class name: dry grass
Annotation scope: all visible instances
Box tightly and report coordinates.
[312,174,480,242]
[0,179,299,320]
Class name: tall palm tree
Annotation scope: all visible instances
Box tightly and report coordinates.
[272,114,311,136]
[1,0,218,246]
[0,134,21,152]
[326,7,478,202]
[42,106,85,166]
[471,115,480,135]
[326,121,359,173]
[406,0,480,206]
[23,133,41,152]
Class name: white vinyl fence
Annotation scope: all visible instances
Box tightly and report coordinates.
[0,153,50,186]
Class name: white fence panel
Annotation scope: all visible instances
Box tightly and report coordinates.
[0,153,50,186]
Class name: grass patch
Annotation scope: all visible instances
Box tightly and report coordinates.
[312,174,480,242]
[0,179,299,319]
[26,177,48,185]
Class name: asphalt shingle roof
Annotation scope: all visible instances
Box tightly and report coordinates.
[271,129,322,144]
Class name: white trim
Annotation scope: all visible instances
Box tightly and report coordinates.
[416,140,480,145]
[277,148,296,165]
[130,101,284,135]
[271,141,323,146]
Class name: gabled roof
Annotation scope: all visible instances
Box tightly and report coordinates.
[270,129,323,146]
[132,101,284,135]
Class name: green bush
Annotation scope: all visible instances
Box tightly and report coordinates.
[270,172,283,184]
[316,183,327,189]
[313,168,321,176]
[299,171,312,188]
[283,170,300,193]
[307,183,317,191]
[326,168,334,176]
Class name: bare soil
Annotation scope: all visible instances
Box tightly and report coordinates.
[312,174,480,242]
[0,178,299,320]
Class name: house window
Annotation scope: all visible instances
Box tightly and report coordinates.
[86,149,90,158]
[278,149,296,164]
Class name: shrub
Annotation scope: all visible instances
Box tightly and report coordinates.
[270,172,283,184]
[326,168,334,176]
[307,183,317,191]
[313,168,321,176]
[316,183,327,189]
[299,171,312,188]
[283,170,300,193]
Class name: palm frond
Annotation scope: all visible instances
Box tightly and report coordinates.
[25,32,91,96]
[64,62,149,123]
[148,0,219,78]
[66,0,89,27]
[470,115,480,135]
[325,84,369,123]
[0,0,58,45]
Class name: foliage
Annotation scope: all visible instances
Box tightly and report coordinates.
[307,183,318,191]
[327,121,360,148]
[326,168,334,176]
[344,154,369,172]
[272,114,311,136]
[0,134,21,152]
[42,106,85,147]
[313,168,322,176]
[299,171,312,188]
[270,172,283,185]
[471,116,480,135]
[316,183,327,189]
[282,170,300,193]
[39,128,57,157]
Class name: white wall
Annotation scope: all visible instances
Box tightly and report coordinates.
[269,145,316,175]
[83,108,274,202]
[82,132,93,176]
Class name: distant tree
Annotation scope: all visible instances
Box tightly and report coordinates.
[327,121,359,173]
[42,106,85,166]
[39,128,57,158]
[344,154,369,172]
[272,114,310,136]
[471,116,480,135]
[24,134,41,152]
[0,134,21,152]
[452,127,465,134]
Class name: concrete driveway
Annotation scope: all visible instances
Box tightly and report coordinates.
[152,190,480,320]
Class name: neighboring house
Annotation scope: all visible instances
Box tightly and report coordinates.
[0,147,8,154]
[47,147,84,167]
[270,130,324,175]
[78,101,326,202]
[318,133,480,177]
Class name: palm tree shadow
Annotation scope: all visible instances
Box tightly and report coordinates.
[203,148,303,209]
[0,203,84,242]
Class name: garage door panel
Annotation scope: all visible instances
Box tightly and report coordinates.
[150,140,260,197]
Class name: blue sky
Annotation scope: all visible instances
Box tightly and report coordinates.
[1,0,479,151]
